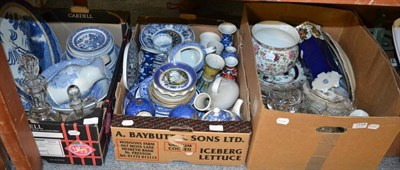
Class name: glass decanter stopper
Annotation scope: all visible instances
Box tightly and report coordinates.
[65,85,97,122]
[20,54,62,122]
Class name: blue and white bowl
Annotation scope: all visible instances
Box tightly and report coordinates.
[168,41,207,72]
[153,62,197,92]
[66,26,117,72]
[170,104,198,119]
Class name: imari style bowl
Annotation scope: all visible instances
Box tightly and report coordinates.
[252,21,300,77]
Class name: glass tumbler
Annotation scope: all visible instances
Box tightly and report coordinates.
[266,88,303,113]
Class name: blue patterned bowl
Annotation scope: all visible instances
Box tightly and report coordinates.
[153,62,197,92]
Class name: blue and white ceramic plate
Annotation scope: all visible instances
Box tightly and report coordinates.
[122,41,139,90]
[41,59,112,113]
[0,2,62,110]
[140,24,195,49]
[153,62,197,92]
[67,26,113,55]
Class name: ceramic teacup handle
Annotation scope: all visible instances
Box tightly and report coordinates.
[204,46,216,54]
[211,77,223,94]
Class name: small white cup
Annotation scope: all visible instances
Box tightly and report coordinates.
[194,93,212,111]
[207,40,224,55]
[200,32,221,47]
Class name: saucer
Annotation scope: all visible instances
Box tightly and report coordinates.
[258,61,307,91]
[140,24,195,49]
[0,2,62,110]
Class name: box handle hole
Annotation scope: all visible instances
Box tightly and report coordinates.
[316,126,347,133]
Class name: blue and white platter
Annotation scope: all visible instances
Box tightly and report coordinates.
[41,59,112,113]
[140,24,195,49]
[122,41,139,90]
[0,2,62,110]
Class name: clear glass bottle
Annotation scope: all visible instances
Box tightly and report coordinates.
[65,85,97,122]
[20,54,62,122]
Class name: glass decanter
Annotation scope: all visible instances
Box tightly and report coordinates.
[65,85,97,122]
[20,54,62,122]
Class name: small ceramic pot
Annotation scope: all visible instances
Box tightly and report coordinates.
[170,104,198,119]
[125,98,155,116]
[252,21,300,77]
[221,56,238,80]
[221,46,238,59]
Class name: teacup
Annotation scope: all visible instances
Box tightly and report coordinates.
[207,40,224,55]
[200,32,221,47]
[202,54,225,82]
[252,21,300,77]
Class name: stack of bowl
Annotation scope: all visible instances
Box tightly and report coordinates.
[149,62,197,110]
[65,26,118,72]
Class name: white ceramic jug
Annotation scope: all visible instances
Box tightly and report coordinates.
[47,59,107,105]
[206,77,239,109]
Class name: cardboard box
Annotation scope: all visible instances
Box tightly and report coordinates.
[27,8,130,166]
[111,24,252,166]
[240,3,400,169]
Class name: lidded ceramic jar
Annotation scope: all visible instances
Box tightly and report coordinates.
[252,21,300,77]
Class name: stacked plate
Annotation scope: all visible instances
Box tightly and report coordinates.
[65,26,118,72]
[150,62,197,109]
